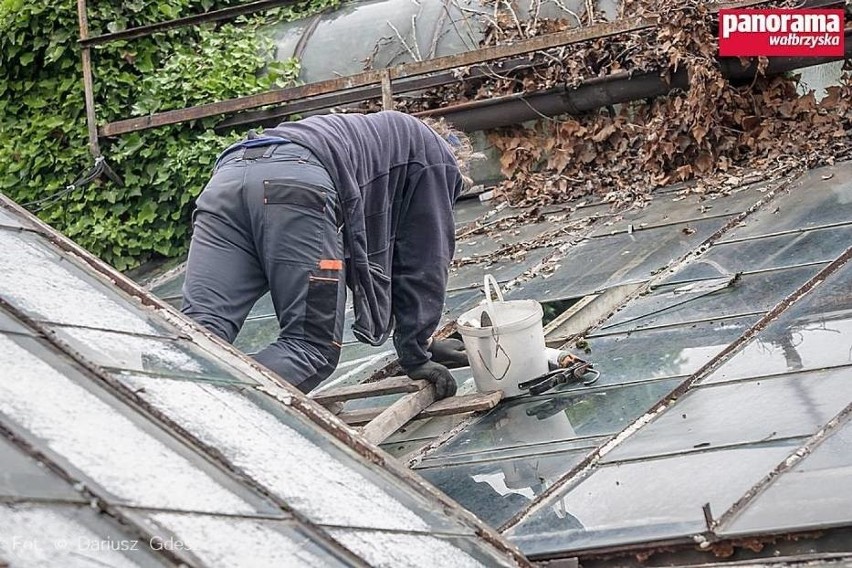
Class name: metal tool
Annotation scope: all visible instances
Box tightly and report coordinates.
[517,357,599,396]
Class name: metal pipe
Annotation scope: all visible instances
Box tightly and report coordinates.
[420,40,851,132]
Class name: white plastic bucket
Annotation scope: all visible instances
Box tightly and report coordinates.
[457,275,548,397]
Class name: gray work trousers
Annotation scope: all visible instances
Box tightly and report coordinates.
[181,143,346,393]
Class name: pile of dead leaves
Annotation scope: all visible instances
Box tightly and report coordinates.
[388,0,851,205]
[487,0,851,205]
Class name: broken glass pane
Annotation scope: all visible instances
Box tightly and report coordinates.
[329,529,517,568]
[114,373,472,534]
[703,261,852,384]
[0,335,276,515]
[50,327,257,383]
[720,163,852,241]
[0,436,84,503]
[508,217,733,301]
[416,448,590,528]
[720,420,852,536]
[131,510,348,568]
[663,224,852,284]
[506,440,799,555]
[0,503,169,567]
[579,315,757,390]
[601,264,819,333]
[424,378,682,461]
[604,366,852,463]
[0,230,173,336]
[590,186,763,238]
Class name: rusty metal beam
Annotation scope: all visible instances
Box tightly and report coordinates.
[99,17,657,137]
[80,0,303,47]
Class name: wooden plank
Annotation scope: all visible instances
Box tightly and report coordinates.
[419,390,503,418]
[337,407,383,426]
[338,390,504,427]
[76,0,100,157]
[361,384,436,444]
[381,69,394,110]
[310,376,426,405]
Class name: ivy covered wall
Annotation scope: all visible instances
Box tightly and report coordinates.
[0,0,336,270]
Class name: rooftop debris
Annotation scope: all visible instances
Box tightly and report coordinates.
[384,0,851,207]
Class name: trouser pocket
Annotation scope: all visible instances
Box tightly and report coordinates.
[304,275,341,361]
[263,179,326,265]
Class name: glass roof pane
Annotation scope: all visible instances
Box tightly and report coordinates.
[0,229,172,336]
[720,420,852,536]
[0,207,27,229]
[601,264,820,334]
[131,510,348,567]
[148,270,185,299]
[0,436,84,503]
[0,503,169,567]
[419,437,610,469]
[703,260,852,384]
[233,314,278,354]
[506,441,799,555]
[114,373,471,534]
[455,221,554,259]
[453,199,494,227]
[0,309,35,335]
[508,217,733,301]
[578,315,757,390]
[424,378,682,462]
[604,367,852,463]
[50,327,257,383]
[590,184,764,238]
[329,529,516,568]
[0,334,275,515]
[719,163,852,241]
[662,224,852,284]
[448,248,552,292]
[416,448,590,528]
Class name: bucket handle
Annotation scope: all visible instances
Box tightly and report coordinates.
[483,274,504,315]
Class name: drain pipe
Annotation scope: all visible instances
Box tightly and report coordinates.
[416,35,851,131]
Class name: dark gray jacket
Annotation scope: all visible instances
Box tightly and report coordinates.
[266,111,463,369]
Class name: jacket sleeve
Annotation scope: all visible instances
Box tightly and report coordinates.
[392,164,463,371]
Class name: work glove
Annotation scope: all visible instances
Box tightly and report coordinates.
[428,338,469,368]
[407,361,458,400]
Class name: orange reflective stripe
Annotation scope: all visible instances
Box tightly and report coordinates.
[319,259,343,271]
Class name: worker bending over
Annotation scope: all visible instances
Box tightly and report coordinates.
[181,111,469,399]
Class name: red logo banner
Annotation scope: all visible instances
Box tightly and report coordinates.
[718,9,845,57]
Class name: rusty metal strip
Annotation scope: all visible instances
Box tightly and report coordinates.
[713,402,852,533]
[80,0,305,47]
[0,192,533,567]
